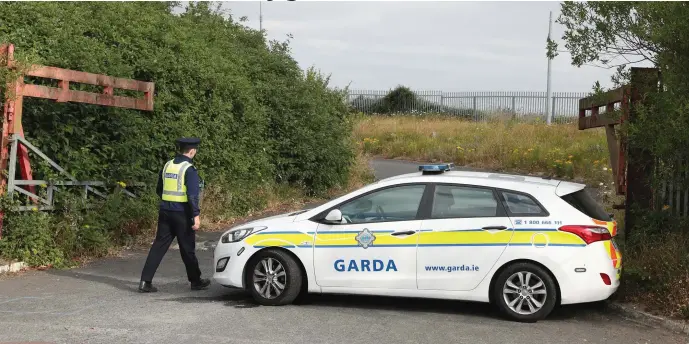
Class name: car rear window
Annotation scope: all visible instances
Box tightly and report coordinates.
[560,189,611,221]
[500,191,548,216]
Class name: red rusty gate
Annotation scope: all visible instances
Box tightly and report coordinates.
[0,43,155,238]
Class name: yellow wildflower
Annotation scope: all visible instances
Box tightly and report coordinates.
[118,181,127,188]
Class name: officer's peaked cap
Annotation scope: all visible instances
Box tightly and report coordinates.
[176,137,201,149]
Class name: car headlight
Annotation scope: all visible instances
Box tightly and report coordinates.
[221,226,267,243]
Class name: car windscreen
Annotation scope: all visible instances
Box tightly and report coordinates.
[560,189,611,221]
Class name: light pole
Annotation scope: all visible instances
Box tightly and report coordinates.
[546,10,553,125]
[258,0,263,32]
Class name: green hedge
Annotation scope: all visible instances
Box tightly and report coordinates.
[0,2,355,265]
[0,1,353,196]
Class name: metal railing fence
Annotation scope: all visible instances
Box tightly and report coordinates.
[347,90,590,123]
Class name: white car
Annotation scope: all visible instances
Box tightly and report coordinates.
[213,164,621,322]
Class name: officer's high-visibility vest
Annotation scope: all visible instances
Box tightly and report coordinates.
[161,159,193,202]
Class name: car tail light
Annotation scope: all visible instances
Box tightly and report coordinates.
[558,225,612,244]
[600,273,611,285]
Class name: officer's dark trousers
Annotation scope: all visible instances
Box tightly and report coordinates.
[140,210,202,283]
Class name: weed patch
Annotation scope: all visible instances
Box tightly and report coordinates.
[354,114,612,185]
[617,211,689,320]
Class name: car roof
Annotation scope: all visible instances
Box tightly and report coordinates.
[375,170,585,191]
[294,169,586,222]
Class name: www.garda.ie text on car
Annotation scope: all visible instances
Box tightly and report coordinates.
[213,164,621,322]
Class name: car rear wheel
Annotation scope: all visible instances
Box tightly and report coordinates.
[247,249,302,306]
[492,262,557,322]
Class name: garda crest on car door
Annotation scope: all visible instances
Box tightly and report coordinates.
[313,184,428,289]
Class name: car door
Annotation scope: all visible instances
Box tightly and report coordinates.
[313,183,429,290]
[417,183,515,291]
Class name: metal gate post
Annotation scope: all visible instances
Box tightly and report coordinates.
[0,43,18,238]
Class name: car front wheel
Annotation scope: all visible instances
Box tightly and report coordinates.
[246,249,302,306]
[492,262,558,322]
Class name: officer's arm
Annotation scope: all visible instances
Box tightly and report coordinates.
[156,168,163,199]
[185,166,201,217]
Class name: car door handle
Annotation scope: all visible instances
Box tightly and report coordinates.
[482,226,507,230]
[391,230,416,236]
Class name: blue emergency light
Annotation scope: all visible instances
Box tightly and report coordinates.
[418,163,455,174]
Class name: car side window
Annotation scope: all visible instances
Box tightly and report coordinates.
[338,185,426,224]
[431,185,499,219]
[500,191,547,216]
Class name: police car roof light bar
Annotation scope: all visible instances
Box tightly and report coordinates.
[419,163,455,174]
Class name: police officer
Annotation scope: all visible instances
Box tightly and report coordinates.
[139,137,211,292]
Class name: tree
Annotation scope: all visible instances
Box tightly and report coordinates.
[551,2,689,90]
[554,1,689,219]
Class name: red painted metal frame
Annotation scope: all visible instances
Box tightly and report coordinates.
[0,44,29,236]
[0,43,154,238]
[578,86,630,196]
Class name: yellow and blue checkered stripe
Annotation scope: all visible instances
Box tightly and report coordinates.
[243,228,587,249]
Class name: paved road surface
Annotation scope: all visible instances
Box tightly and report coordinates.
[0,159,687,344]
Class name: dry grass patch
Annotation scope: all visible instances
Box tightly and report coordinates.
[199,150,375,232]
[354,115,613,186]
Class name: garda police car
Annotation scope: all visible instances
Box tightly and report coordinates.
[213,164,621,322]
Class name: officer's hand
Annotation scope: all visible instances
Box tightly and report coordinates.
[192,216,200,231]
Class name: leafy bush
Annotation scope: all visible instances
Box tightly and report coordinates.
[0,189,159,265]
[0,2,356,266]
[0,1,352,197]
[0,210,65,267]
[620,210,689,319]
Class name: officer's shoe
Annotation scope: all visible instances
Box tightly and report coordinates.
[139,281,158,293]
[191,278,211,290]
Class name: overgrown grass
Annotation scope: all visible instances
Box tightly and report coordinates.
[0,191,159,268]
[616,211,689,320]
[354,114,613,186]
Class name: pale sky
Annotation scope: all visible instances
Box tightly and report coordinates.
[215,1,640,92]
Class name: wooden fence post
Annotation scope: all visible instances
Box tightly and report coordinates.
[624,67,660,240]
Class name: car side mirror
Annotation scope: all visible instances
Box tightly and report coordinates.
[324,209,343,223]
